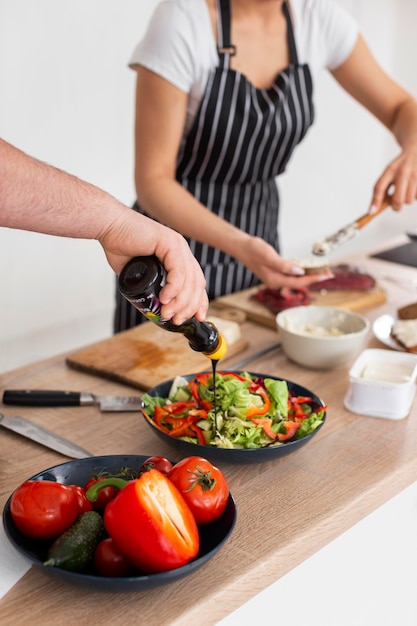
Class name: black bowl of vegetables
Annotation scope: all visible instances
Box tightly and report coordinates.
[2,455,236,592]
[141,371,327,464]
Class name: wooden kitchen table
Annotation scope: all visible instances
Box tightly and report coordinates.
[1,246,417,626]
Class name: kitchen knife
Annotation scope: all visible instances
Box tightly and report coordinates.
[227,341,282,370]
[312,195,392,256]
[0,412,92,459]
[2,390,143,412]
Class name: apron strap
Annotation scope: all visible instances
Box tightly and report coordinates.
[216,0,236,69]
[282,1,299,65]
[217,1,299,68]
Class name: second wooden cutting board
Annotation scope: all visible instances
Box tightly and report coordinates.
[214,284,387,329]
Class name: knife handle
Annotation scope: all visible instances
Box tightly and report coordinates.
[356,194,392,229]
[2,390,82,407]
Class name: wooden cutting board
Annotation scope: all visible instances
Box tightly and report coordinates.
[214,284,387,329]
[66,321,248,391]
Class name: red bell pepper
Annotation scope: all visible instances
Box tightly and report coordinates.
[154,402,197,426]
[218,372,248,382]
[250,417,277,440]
[191,373,212,384]
[153,405,170,426]
[169,415,198,435]
[144,404,208,444]
[292,395,313,403]
[189,423,207,445]
[189,374,213,411]
[163,401,197,414]
[277,420,301,441]
[170,414,207,444]
[288,395,326,421]
[142,408,174,436]
[246,386,272,418]
[288,395,310,419]
[86,469,199,574]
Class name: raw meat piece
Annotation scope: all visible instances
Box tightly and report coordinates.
[251,287,311,313]
[309,264,375,291]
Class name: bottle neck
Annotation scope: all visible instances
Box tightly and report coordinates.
[173,319,219,353]
[203,332,228,360]
[161,319,227,358]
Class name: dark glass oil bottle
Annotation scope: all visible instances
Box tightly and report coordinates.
[118,255,227,360]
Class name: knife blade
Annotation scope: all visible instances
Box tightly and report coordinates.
[312,195,392,257]
[2,390,143,412]
[0,412,92,459]
[226,341,282,370]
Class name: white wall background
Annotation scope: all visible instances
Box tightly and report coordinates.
[1,0,416,373]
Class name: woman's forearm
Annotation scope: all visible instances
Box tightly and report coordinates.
[391,98,417,152]
[136,175,251,259]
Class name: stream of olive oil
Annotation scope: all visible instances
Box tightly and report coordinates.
[212,358,219,432]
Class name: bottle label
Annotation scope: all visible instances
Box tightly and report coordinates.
[129,293,163,323]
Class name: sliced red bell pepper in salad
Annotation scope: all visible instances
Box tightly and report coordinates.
[142,372,326,450]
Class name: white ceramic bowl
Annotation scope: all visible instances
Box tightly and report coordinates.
[276,305,370,369]
[344,348,417,420]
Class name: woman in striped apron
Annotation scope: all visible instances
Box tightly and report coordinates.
[115,0,417,331]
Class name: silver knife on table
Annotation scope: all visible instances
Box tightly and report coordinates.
[0,412,92,459]
[2,390,142,412]
[227,341,282,370]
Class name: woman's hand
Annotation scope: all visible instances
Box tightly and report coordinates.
[371,144,417,212]
[237,236,332,289]
[331,34,417,214]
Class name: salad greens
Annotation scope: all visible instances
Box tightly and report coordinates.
[142,372,326,450]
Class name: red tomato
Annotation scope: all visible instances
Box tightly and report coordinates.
[84,478,117,511]
[168,456,229,525]
[140,456,173,476]
[93,538,135,577]
[10,480,79,540]
[69,485,93,514]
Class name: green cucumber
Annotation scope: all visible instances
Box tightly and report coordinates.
[44,510,104,572]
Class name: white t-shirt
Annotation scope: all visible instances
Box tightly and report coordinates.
[129,0,359,135]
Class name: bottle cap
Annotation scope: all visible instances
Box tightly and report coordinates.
[204,333,228,360]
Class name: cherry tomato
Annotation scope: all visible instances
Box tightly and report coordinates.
[168,456,229,525]
[93,538,135,577]
[10,480,79,540]
[69,485,93,514]
[140,456,173,476]
[84,477,117,511]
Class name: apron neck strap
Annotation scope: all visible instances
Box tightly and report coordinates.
[282,1,299,64]
[216,1,299,67]
[216,0,236,68]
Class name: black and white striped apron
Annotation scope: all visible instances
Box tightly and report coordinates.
[115,0,314,333]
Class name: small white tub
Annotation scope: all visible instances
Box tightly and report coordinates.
[344,348,417,420]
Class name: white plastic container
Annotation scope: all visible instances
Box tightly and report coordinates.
[344,348,417,420]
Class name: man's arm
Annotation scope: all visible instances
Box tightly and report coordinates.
[0,139,208,324]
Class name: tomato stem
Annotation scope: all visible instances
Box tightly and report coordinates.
[184,466,216,493]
